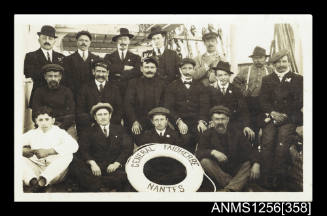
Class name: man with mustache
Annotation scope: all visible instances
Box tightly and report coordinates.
[259,50,303,190]
[124,57,166,145]
[24,25,65,108]
[196,105,261,192]
[31,64,76,139]
[193,29,223,87]
[104,28,141,99]
[63,30,100,101]
[233,46,273,147]
[164,58,210,153]
[76,59,123,135]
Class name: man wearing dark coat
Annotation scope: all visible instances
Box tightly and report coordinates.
[164,58,210,153]
[63,30,100,100]
[196,106,261,192]
[143,26,181,83]
[104,28,142,98]
[124,57,166,145]
[72,102,133,192]
[76,60,123,135]
[259,50,303,190]
[24,25,65,108]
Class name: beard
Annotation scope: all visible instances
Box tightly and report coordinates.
[95,75,106,81]
[254,62,264,68]
[215,124,227,134]
[48,80,59,89]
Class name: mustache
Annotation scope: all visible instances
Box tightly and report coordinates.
[81,43,87,46]
[215,124,226,129]
[43,42,51,46]
[48,80,59,88]
[145,71,155,75]
[95,75,106,79]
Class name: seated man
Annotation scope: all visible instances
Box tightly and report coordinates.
[196,105,260,192]
[72,102,133,192]
[31,64,76,139]
[22,106,79,192]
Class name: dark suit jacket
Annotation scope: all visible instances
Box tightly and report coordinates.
[208,83,250,129]
[164,79,210,124]
[24,48,65,107]
[79,123,133,165]
[196,127,259,173]
[259,71,303,125]
[139,127,183,146]
[124,76,166,126]
[63,51,100,98]
[76,80,123,128]
[143,49,181,82]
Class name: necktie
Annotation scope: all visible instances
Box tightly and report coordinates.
[121,51,125,61]
[157,48,161,56]
[99,84,104,93]
[160,132,163,137]
[47,52,51,63]
[103,127,108,137]
[221,87,225,95]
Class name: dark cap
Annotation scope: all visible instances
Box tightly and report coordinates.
[212,61,233,74]
[142,56,159,67]
[209,105,231,117]
[249,46,270,58]
[41,64,64,74]
[90,102,114,116]
[179,58,196,68]
[269,49,289,64]
[92,58,109,70]
[148,107,170,119]
[112,28,134,42]
[37,25,57,38]
[76,30,92,41]
[147,26,167,39]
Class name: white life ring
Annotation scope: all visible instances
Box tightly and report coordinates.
[125,143,204,192]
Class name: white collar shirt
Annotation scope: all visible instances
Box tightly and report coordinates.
[41,48,53,62]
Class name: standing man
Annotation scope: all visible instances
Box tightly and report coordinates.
[193,29,223,87]
[76,59,122,134]
[24,25,65,107]
[72,103,133,192]
[124,57,166,145]
[196,106,261,192]
[144,26,181,83]
[104,28,142,98]
[233,46,273,146]
[259,50,303,190]
[31,64,76,139]
[164,58,210,153]
[63,30,100,100]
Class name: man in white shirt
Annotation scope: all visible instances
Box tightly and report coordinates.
[22,106,79,192]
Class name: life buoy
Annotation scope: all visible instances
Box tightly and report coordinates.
[125,143,204,192]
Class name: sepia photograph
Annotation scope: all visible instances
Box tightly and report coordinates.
[14,14,312,202]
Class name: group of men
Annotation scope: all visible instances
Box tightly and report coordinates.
[22,25,303,192]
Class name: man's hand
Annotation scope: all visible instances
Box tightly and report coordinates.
[296,126,303,138]
[250,162,260,180]
[107,162,121,173]
[270,111,287,123]
[197,121,207,133]
[34,149,55,159]
[88,161,102,176]
[177,120,188,135]
[23,146,34,158]
[208,121,215,128]
[132,121,142,135]
[243,127,255,142]
[124,65,134,71]
[211,150,228,163]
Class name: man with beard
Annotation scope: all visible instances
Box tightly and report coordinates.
[76,59,122,135]
[63,30,100,100]
[196,105,261,192]
[259,50,303,190]
[193,29,223,87]
[31,64,76,139]
[143,26,181,83]
[24,25,65,108]
[124,57,166,145]
[164,58,210,153]
[104,28,141,98]
[233,46,273,147]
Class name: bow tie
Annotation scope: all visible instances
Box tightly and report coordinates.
[183,81,192,85]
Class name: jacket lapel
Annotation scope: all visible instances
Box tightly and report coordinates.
[123,51,131,64]
[95,124,107,146]
[36,48,48,65]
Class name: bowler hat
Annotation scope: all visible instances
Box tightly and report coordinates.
[41,64,64,74]
[249,46,270,58]
[90,102,114,116]
[76,30,92,41]
[147,26,167,39]
[37,25,57,38]
[92,58,109,70]
[148,107,170,119]
[269,49,289,64]
[179,58,196,68]
[212,61,233,74]
[112,28,134,42]
[209,105,231,117]
[142,56,159,67]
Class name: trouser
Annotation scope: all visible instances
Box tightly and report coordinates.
[200,158,251,191]
[178,119,200,154]
[260,122,296,185]
[131,118,153,146]
[22,154,73,186]
[246,96,261,148]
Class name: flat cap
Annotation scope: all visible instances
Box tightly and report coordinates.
[90,102,113,116]
[76,30,92,41]
[92,58,109,70]
[269,49,289,64]
[41,64,64,74]
[142,56,159,67]
[148,107,170,118]
[179,58,196,68]
[209,105,231,117]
